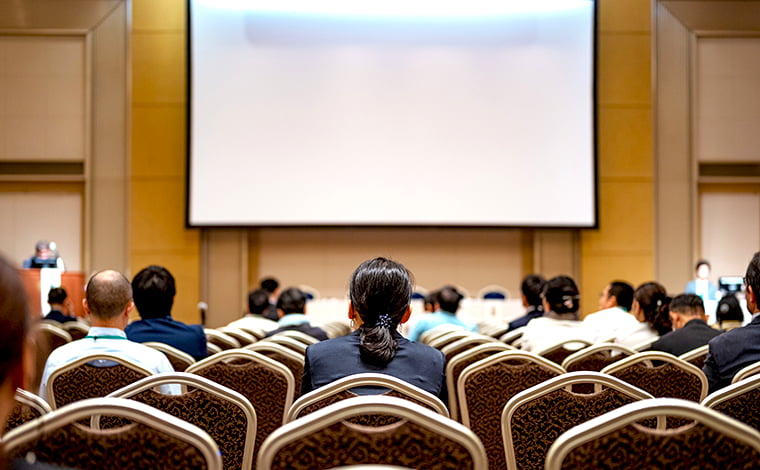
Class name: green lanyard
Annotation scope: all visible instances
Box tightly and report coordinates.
[84,335,127,340]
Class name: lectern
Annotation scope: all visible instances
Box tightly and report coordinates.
[19,269,85,318]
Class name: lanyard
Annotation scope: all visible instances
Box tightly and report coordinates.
[84,335,127,340]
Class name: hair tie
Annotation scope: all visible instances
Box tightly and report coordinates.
[376,313,392,328]
[561,295,577,309]
[656,299,662,307]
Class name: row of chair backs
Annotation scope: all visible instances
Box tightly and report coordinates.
[5,389,51,434]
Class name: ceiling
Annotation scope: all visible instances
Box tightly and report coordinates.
[661,0,760,33]
[0,0,121,31]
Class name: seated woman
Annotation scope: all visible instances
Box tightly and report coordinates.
[301,257,447,401]
[712,293,744,331]
[617,281,672,350]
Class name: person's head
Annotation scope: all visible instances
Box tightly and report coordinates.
[260,277,279,295]
[716,294,743,325]
[744,251,760,313]
[632,282,672,336]
[542,275,580,317]
[521,274,546,308]
[276,287,307,316]
[47,287,67,306]
[348,257,413,366]
[598,281,634,311]
[84,270,133,327]
[423,290,438,313]
[131,265,175,319]
[437,286,464,314]
[34,240,53,259]
[248,288,270,315]
[695,259,711,280]
[668,293,706,330]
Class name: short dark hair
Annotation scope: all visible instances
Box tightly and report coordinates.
[543,275,580,315]
[437,286,463,314]
[521,274,546,307]
[132,265,175,319]
[86,270,132,319]
[423,291,438,309]
[745,252,760,299]
[260,277,279,294]
[608,281,634,311]
[276,287,306,314]
[669,293,705,317]
[248,289,270,315]
[47,287,68,305]
[696,259,711,271]
[0,255,29,385]
[716,294,743,323]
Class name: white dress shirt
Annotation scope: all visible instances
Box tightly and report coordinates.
[582,306,643,344]
[227,314,279,332]
[517,317,596,353]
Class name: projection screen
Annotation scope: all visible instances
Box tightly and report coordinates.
[188,1,597,227]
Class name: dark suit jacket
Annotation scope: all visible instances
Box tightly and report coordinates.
[302,330,447,402]
[44,309,78,324]
[703,314,760,394]
[125,316,208,360]
[508,307,544,332]
[649,318,720,357]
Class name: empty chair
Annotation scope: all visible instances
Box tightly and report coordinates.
[262,335,308,355]
[5,389,52,433]
[502,372,653,470]
[545,398,760,470]
[62,320,90,341]
[205,329,241,350]
[105,372,256,470]
[418,325,466,345]
[33,322,72,391]
[272,329,320,345]
[246,341,305,398]
[458,350,565,470]
[679,344,710,369]
[316,321,351,339]
[428,330,476,350]
[702,374,760,432]
[234,326,268,340]
[3,397,222,470]
[440,335,498,363]
[207,342,223,355]
[498,327,525,346]
[477,323,509,339]
[144,342,196,372]
[561,343,637,372]
[731,359,760,384]
[258,396,487,470]
[286,373,449,423]
[632,336,659,352]
[218,327,258,346]
[537,339,594,365]
[477,285,510,300]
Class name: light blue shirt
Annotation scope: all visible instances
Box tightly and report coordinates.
[278,313,310,327]
[39,326,179,403]
[408,310,477,342]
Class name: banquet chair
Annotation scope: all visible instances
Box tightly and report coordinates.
[297,285,320,301]
[632,336,659,352]
[678,344,710,369]
[206,342,223,355]
[702,374,760,432]
[218,327,258,346]
[258,396,487,470]
[561,343,637,372]
[205,329,241,350]
[537,339,594,365]
[419,325,466,345]
[5,389,52,433]
[502,371,653,470]
[62,320,90,340]
[272,330,320,345]
[731,359,760,384]
[458,350,564,470]
[545,398,760,470]
[428,330,477,350]
[498,327,526,346]
[245,342,305,398]
[33,322,72,391]
[262,335,308,355]
[286,372,448,423]
[477,323,509,339]
[144,342,196,372]
[440,335,499,363]
[105,372,256,470]
[477,285,510,300]
[3,397,222,470]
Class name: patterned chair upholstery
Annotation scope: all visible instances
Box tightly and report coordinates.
[702,374,760,432]
[545,398,760,470]
[62,320,90,341]
[48,353,153,409]
[537,339,594,365]
[444,342,512,421]
[678,344,710,370]
[458,351,565,470]
[205,329,242,350]
[105,372,256,470]
[440,335,499,363]
[144,342,196,372]
[561,343,637,372]
[261,336,308,355]
[428,330,476,350]
[5,389,52,433]
[502,371,653,470]
[258,396,487,470]
[286,373,449,423]
[245,342,305,398]
[3,398,222,470]
[186,349,295,470]
[731,360,760,384]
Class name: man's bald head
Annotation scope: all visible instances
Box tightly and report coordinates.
[85,270,132,320]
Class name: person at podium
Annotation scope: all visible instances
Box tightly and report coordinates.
[22,240,65,270]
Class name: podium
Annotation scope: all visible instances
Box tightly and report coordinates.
[19,269,85,318]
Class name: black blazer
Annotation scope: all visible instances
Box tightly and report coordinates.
[302,330,447,402]
[704,314,760,394]
[650,318,720,357]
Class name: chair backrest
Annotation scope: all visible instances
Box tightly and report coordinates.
[458,350,565,470]
[445,342,513,421]
[545,398,760,470]
[502,372,654,470]
[262,335,308,355]
[5,389,52,433]
[3,397,222,470]
[186,349,295,469]
[62,320,90,341]
[601,351,708,402]
[143,342,196,372]
[33,323,72,391]
[245,342,305,398]
[678,344,710,369]
[272,330,320,345]
[205,329,242,350]
[498,327,526,346]
[219,327,258,346]
[732,359,760,384]
[316,321,351,339]
[537,339,594,365]
[234,325,268,340]
[477,285,510,300]
[418,324,465,345]
[105,372,256,470]
[286,373,449,423]
[428,330,476,350]
[48,353,153,409]
[440,335,498,363]
[297,284,320,300]
[632,336,659,351]
[477,323,509,339]
[258,396,487,470]
[702,374,760,432]
[561,343,637,372]
[207,342,223,355]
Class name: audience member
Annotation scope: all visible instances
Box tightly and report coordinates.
[22,240,65,270]
[507,274,546,332]
[517,275,594,353]
[423,291,438,313]
[39,270,178,402]
[619,281,672,349]
[265,287,328,340]
[685,259,719,301]
[704,251,760,393]
[44,287,78,323]
[259,277,280,321]
[582,280,639,343]
[712,294,744,331]
[302,257,446,400]
[407,286,476,342]
[227,288,280,332]
[125,265,207,360]
[649,293,719,357]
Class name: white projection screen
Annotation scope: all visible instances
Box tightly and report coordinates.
[188,1,597,227]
